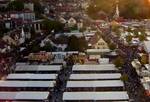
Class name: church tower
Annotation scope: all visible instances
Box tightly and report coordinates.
[19,28,25,44]
[113,0,119,19]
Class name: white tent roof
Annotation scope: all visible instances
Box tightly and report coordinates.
[0,92,49,100]
[86,49,110,53]
[72,64,117,71]
[66,80,124,88]
[7,74,57,80]
[0,81,55,88]
[16,62,27,66]
[15,65,61,71]
[63,92,129,101]
[143,41,150,53]
[52,51,78,55]
[69,73,121,80]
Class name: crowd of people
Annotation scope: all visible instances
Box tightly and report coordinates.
[0,53,15,78]
[53,55,75,102]
[0,32,19,78]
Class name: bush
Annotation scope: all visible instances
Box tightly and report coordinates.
[113,56,124,68]
[120,74,128,82]
[108,43,116,50]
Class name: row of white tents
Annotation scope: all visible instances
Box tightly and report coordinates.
[0,64,62,102]
[63,64,129,102]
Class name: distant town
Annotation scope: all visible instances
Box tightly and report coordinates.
[0,0,150,102]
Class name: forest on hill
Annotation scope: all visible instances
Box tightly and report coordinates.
[87,0,150,19]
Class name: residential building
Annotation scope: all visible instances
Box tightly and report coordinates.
[94,38,109,49]
[24,0,34,11]
[67,17,77,27]
[0,9,35,29]
[143,41,150,64]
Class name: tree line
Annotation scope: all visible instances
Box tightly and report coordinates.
[87,0,150,19]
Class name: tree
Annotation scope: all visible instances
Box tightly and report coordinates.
[139,34,146,41]
[34,1,43,13]
[126,35,132,43]
[70,25,78,31]
[113,56,124,68]
[79,27,86,32]
[42,19,64,33]
[42,42,53,52]
[120,74,128,82]
[31,45,40,53]
[112,27,121,37]
[29,41,40,53]
[0,6,7,12]
[32,0,44,18]
[78,37,88,52]
[141,54,148,64]
[127,27,132,33]
[7,0,24,11]
[54,35,68,44]
[66,36,87,51]
[30,27,36,39]
[66,35,79,51]
[133,29,139,37]
[108,43,116,50]
[42,19,53,33]
[87,0,150,19]
[140,31,146,41]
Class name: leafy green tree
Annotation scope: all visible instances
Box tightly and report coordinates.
[31,45,40,53]
[54,35,68,44]
[127,27,132,33]
[30,27,36,39]
[42,19,64,33]
[7,0,24,11]
[66,35,79,51]
[138,28,146,41]
[120,74,128,82]
[106,39,111,44]
[28,41,40,53]
[141,54,148,64]
[108,43,116,50]
[87,0,150,19]
[34,1,43,13]
[112,27,121,37]
[113,56,124,68]
[32,0,44,18]
[139,34,146,41]
[126,35,132,43]
[86,4,100,20]
[0,6,7,12]
[42,42,53,52]
[79,27,86,32]
[66,36,87,51]
[78,37,88,52]
[70,25,78,31]
[133,29,139,37]
[42,19,53,32]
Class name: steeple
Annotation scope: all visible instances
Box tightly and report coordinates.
[19,28,25,44]
[21,27,25,38]
[113,0,119,19]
